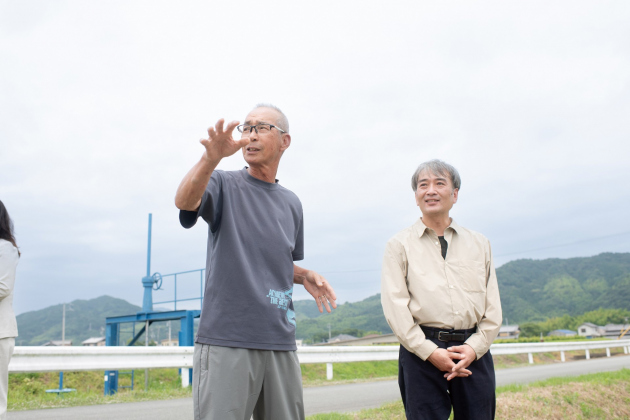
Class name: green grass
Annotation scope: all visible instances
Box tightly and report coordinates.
[8,369,191,411]
[8,361,398,411]
[307,401,406,420]
[497,367,630,392]
[301,361,397,386]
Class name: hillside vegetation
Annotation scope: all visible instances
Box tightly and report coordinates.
[16,296,141,346]
[294,294,391,343]
[498,252,630,323]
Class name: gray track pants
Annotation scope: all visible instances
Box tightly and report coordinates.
[193,344,305,420]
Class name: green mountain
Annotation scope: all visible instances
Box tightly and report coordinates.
[16,296,141,346]
[294,294,392,343]
[497,252,630,323]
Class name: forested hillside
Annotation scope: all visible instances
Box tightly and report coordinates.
[497,252,630,323]
[16,296,141,346]
[294,294,392,343]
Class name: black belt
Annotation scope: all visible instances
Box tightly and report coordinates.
[421,326,476,342]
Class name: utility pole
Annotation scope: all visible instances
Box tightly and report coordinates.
[62,303,73,344]
[328,324,331,340]
[145,319,149,391]
[62,304,66,342]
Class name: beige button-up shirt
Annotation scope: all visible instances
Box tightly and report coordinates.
[381,218,502,361]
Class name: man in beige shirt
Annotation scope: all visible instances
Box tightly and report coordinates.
[381,159,502,420]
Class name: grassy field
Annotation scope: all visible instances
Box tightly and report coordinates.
[306,369,630,420]
[8,369,191,411]
[7,362,398,411]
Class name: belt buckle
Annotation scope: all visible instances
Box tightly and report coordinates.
[438,331,450,342]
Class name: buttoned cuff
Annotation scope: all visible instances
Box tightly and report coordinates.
[464,334,488,360]
[417,339,439,361]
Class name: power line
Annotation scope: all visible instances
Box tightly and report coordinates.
[317,231,630,274]
[319,268,380,274]
[494,231,630,258]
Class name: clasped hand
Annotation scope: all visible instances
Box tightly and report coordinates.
[426,345,477,381]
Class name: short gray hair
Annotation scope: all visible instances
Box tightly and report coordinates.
[411,159,461,191]
[253,103,289,133]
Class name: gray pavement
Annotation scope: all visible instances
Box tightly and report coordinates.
[8,354,630,419]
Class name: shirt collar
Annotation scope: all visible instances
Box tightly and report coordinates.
[414,217,461,237]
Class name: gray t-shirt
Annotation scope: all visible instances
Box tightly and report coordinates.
[180,167,304,351]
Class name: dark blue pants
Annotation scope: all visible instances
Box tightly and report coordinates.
[398,343,496,420]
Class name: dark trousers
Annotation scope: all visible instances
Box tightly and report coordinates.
[398,343,496,420]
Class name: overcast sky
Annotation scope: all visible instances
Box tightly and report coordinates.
[1,1,629,316]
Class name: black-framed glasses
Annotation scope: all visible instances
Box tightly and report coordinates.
[236,123,286,135]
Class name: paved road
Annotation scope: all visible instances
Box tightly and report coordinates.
[9,355,630,419]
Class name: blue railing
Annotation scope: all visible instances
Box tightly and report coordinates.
[153,268,205,310]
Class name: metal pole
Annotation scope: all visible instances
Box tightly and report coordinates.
[147,214,152,277]
[62,304,66,342]
[145,319,149,391]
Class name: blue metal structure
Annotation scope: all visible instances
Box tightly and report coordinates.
[45,371,76,396]
[104,214,202,395]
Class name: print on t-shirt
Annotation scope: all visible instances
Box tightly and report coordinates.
[267,286,296,327]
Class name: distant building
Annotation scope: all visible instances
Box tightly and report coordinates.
[328,334,358,343]
[160,338,179,346]
[602,324,630,339]
[82,337,106,346]
[497,325,520,340]
[315,333,399,346]
[577,323,630,339]
[548,329,577,337]
[42,340,72,346]
[577,322,602,338]
[295,339,303,347]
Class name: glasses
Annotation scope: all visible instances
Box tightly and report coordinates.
[236,123,286,135]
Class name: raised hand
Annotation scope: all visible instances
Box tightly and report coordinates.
[294,266,338,313]
[201,119,250,163]
[175,118,250,211]
[304,270,337,313]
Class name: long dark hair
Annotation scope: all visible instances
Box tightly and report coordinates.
[0,200,20,256]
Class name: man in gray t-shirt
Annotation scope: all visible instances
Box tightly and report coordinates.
[175,104,336,420]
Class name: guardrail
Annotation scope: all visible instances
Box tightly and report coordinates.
[9,340,630,386]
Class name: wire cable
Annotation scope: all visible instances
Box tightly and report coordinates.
[317,231,630,274]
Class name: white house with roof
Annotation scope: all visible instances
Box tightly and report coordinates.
[42,340,72,346]
[577,322,602,337]
[82,337,106,346]
[497,325,520,340]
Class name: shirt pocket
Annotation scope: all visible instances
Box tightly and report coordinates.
[452,260,487,319]
[452,260,487,293]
